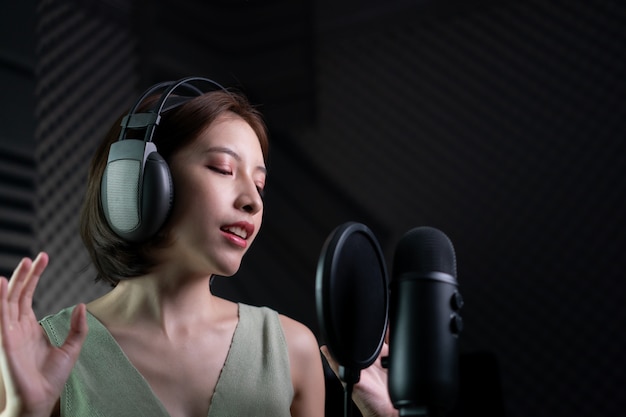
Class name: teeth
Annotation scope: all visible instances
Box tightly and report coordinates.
[225,226,248,239]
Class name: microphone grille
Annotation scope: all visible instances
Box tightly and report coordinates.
[393,226,457,278]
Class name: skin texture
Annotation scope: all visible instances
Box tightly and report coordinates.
[0,111,395,417]
[1,113,322,417]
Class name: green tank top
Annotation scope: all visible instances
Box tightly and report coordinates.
[40,303,294,417]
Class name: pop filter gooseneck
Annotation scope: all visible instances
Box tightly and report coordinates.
[316,222,389,417]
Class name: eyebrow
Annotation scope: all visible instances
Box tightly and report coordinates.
[206,146,267,175]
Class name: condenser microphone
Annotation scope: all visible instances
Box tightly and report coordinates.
[384,226,463,417]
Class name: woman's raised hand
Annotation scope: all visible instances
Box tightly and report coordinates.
[0,252,87,417]
[321,342,399,417]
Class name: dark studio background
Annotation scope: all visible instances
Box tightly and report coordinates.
[1,0,625,416]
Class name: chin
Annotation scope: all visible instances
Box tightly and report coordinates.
[214,260,243,278]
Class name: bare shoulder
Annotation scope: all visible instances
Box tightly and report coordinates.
[278,314,319,356]
[278,314,325,417]
[276,314,323,384]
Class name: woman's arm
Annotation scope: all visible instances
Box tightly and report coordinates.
[279,316,325,417]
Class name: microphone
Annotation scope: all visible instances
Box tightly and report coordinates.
[384,226,463,416]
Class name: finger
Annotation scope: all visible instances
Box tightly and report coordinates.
[0,278,16,349]
[63,304,88,355]
[6,258,33,324]
[0,276,6,302]
[377,342,389,363]
[0,277,8,335]
[320,345,331,363]
[43,305,88,390]
[19,252,49,316]
[320,345,339,374]
[7,257,32,304]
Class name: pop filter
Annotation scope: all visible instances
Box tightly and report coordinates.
[316,222,389,384]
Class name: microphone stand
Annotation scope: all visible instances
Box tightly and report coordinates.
[339,365,360,417]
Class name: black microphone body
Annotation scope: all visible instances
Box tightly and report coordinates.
[386,227,463,416]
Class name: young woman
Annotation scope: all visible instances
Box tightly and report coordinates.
[0,79,397,417]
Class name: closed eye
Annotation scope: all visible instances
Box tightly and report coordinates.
[208,166,232,175]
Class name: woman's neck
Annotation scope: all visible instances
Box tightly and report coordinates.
[87,269,222,337]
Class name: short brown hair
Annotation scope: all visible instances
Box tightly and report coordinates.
[80,89,269,285]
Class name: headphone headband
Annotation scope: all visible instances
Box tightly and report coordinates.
[118,76,227,144]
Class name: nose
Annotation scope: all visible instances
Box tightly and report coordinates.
[236,176,263,215]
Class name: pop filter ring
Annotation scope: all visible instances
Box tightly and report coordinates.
[316,221,389,385]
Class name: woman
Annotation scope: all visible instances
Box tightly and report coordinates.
[0,79,396,417]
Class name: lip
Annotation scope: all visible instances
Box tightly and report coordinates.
[220,221,255,248]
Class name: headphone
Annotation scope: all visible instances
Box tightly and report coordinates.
[100,76,227,242]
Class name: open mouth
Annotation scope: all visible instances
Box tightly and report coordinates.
[221,225,249,240]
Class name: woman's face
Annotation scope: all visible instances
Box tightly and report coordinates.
[160,111,266,278]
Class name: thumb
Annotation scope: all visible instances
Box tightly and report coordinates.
[320,345,332,366]
[42,304,88,390]
[53,304,88,370]
[320,345,329,358]
[320,345,341,377]
[64,303,88,355]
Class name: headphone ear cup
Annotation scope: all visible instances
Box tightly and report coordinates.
[101,141,173,242]
[139,151,173,240]
[101,76,222,242]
